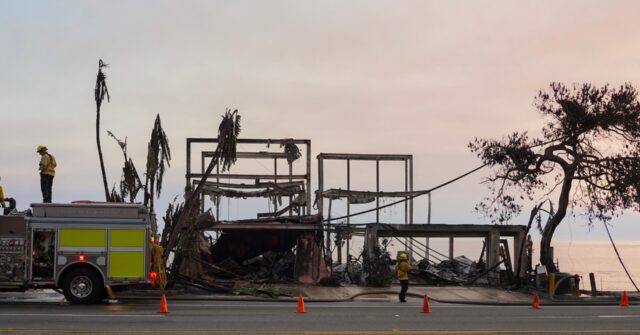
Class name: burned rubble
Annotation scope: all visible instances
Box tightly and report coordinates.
[160,131,529,297]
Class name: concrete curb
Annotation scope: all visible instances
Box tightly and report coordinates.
[116,289,637,306]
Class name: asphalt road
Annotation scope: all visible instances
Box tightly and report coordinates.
[0,295,639,334]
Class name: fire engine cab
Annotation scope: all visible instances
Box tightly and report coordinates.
[0,202,153,304]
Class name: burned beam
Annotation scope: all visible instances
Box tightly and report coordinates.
[322,189,424,199]
[317,153,412,161]
[196,180,305,190]
[188,173,308,180]
[374,223,527,238]
[188,138,310,145]
[207,222,321,230]
[202,151,289,159]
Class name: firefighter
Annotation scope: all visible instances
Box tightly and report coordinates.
[395,252,411,303]
[0,176,4,212]
[0,176,16,215]
[36,145,56,203]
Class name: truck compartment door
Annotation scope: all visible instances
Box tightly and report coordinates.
[108,229,145,279]
[32,229,57,281]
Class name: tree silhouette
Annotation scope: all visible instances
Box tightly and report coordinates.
[470,83,640,272]
[94,59,111,201]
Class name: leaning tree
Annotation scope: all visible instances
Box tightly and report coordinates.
[469,82,640,273]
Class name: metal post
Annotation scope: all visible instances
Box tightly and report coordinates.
[376,159,379,224]
[589,273,597,297]
[317,155,323,218]
[404,160,408,226]
[200,144,207,214]
[426,191,431,260]
[327,198,333,262]
[406,157,413,256]
[273,158,278,212]
[288,161,293,216]
[186,139,191,188]
[216,164,220,220]
[449,237,454,260]
[487,229,500,284]
[409,156,413,225]
[306,141,311,215]
[346,159,350,272]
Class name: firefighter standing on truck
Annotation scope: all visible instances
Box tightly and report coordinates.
[37,145,56,203]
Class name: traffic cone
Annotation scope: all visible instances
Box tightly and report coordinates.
[620,291,629,307]
[532,293,540,309]
[296,293,306,313]
[158,293,169,314]
[421,294,431,313]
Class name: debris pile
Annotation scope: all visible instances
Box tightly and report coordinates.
[209,251,296,283]
[415,255,488,285]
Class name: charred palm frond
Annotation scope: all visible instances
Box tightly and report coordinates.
[95,59,111,201]
[164,109,240,258]
[217,109,241,172]
[281,139,301,165]
[108,131,144,203]
[144,114,171,213]
[161,196,183,248]
[109,185,124,203]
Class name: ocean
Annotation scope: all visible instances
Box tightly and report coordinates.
[538,240,640,292]
[373,238,640,292]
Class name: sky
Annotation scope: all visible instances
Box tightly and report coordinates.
[2,0,640,243]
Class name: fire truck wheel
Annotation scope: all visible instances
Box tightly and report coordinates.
[62,268,104,304]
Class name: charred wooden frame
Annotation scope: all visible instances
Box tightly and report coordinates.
[186,138,312,219]
[317,153,414,267]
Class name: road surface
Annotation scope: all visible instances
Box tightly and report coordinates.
[0,294,639,334]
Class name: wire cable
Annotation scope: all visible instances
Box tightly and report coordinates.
[602,221,640,292]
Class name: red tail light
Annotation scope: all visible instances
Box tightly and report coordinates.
[77,254,85,261]
[149,271,158,284]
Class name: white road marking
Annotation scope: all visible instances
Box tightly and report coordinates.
[598,315,640,318]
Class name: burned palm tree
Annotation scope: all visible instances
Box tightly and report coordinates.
[94,59,111,201]
[144,114,171,214]
[164,109,240,261]
[108,131,144,203]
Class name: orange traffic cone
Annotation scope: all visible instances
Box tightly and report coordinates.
[296,293,306,313]
[532,293,540,309]
[620,291,629,307]
[421,294,431,313]
[158,293,169,314]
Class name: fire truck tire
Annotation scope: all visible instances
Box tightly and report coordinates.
[61,268,104,304]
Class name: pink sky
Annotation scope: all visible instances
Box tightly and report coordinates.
[2,1,640,240]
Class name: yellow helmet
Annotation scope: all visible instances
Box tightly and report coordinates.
[36,145,47,153]
[398,253,408,260]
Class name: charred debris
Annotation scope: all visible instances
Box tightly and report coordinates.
[157,132,530,295]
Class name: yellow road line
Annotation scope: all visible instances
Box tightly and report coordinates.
[2,330,640,334]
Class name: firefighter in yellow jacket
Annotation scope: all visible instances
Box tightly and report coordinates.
[37,145,56,203]
[395,252,411,302]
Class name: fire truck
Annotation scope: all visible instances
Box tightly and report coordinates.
[0,202,153,304]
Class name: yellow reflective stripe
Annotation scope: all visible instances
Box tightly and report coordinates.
[110,229,145,247]
[59,246,105,252]
[110,247,143,252]
[109,251,144,278]
[59,229,106,247]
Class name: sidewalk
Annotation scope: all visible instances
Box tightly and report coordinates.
[119,284,637,306]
